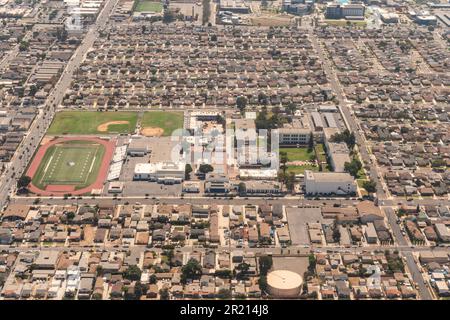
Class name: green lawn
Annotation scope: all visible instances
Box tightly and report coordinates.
[357,167,368,180]
[357,179,369,188]
[279,147,315,162]
[134,0,163,12]
[325,19,367,27]
[47,111,138,135]
[141,111,184,136]
[32,141,105,190]
[287,165,319,175]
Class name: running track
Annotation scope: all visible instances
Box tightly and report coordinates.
[26,137,116,196]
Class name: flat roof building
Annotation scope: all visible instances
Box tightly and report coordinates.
[133,162,185,183]
[304,170,356,195]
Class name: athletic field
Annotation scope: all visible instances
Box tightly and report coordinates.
[141,111,184,136]
[47,111,138,135]
[134,0,163,12]
[31,140,105,191]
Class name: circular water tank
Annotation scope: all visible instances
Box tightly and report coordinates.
[267,270,303,298]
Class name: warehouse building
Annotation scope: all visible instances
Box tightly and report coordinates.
[435,223,450,242]
[127,139,150,157]
[304,170,357,195]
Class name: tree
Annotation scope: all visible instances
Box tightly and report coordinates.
[159,287,170,300]
[185,164,192,180]
[92,292,102,300]
[258,92,268,105]
[258,255,273,276]
[198,164,214,174]
[330,129,356,150]
[215,269,232,279]
[236,262,250,279]
[17,175,31,190]
[362,180,377,193]
[66,211,76,220]
[56,27,68,42]
[202,0,211,25]
[96,265,103,277]
[308,132,314,152]
[19,40,29,51]
[277,170,287,191]
[163,10,176,23]
[236,96,247,114]
[344,159,362,178]
[238,182,246,196]
[123,265,142,281]
[286,172,296,193]
[280,151,288,174]
[149,274,157,284]
[258,275,268,292]
[286,102,297,115]
[308,254,316,273]
[332,226,341,242]
[217,288,232,299]
[133,281,147,299]
[181,258,202,283]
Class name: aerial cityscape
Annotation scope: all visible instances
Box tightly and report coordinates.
[0,0,449,302]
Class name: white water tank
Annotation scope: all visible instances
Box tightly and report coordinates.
[267,270,303,298]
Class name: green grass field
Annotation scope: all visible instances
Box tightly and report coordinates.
[141,111,184,136]
[47,111,138,135]
[279,147,315,162]
[134,0,163,12]
[287,164,319,175]
[325,19,367,27]
[32,141,105,190]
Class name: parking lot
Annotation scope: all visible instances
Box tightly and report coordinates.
[272,256,309,276]
[285,207,324,245]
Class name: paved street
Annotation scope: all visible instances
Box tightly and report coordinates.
[309,33,387,200]
[0,0,120,210]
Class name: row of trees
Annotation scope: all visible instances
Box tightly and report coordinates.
[258,255,273,293]
[330,129,356,150]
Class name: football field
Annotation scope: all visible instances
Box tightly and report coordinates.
[32,141,105,190]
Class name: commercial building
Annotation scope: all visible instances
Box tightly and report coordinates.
[304,170,357,195]
[133,162,185,183]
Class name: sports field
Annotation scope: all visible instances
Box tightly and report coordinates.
[31,140,105,191]
[47,111,138,135]
[134,0,163,12]
[141,111,184,136]
[279,147,316,162]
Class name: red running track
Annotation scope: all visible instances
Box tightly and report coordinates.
[26,136,116,196]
